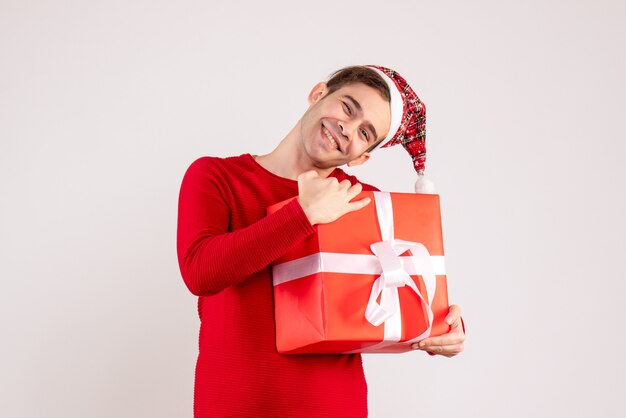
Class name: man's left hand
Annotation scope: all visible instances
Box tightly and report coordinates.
[411,304,465,358]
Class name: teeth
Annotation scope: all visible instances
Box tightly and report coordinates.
[322,127,338,149]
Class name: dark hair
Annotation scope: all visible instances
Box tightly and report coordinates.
[326,66,390,103]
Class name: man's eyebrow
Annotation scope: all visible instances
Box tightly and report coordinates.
[343,95,379,142]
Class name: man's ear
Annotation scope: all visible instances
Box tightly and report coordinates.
[308,82,328,105]
[347,152,371,167]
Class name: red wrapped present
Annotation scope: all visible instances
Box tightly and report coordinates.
[268,191,449,354]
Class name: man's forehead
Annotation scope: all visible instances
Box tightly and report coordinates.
[333,82,387,102]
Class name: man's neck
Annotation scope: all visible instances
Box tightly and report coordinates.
[254,123,336,180]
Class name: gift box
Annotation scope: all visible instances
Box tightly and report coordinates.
[268,191,449,354]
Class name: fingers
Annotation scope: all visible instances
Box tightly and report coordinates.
[297,171,369,224]
[335,180,367,215]
[418,343,464,358]
[446,305,462,325]
[415,327,465,349]
[343,182,368,213]
[411,307,465,358]
[412,337,464,358]
[338,179,352,190]
[345,181,363,199]
[344,197,371,214]
[345,186,363,205]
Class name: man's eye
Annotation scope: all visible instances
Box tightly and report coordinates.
[360,128,368,140]
[342,102,352,115]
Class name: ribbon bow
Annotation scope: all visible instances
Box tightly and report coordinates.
[362,192,437,348]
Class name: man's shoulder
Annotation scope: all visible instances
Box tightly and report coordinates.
[181,154,258,190]
[332,168,380,192]
[188,154,251,169]
[185,154,253,176]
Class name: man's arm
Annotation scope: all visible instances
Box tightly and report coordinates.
[176,160,370,296]
[176,158,316,296]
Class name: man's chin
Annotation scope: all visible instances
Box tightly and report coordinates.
[312,158,349,170]
[306,147,349,169]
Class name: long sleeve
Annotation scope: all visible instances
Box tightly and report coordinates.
[178,154,370,418]
[176,157,316,296]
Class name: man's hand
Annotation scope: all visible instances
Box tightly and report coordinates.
[297,170,371,225]
[412,304,465,358]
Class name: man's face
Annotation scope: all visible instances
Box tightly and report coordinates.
[299,82,391,169]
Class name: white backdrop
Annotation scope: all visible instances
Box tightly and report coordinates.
[1,0,625,417]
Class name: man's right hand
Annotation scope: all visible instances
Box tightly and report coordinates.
[297,170,371,225]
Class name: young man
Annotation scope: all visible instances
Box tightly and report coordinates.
[177,65,464,417]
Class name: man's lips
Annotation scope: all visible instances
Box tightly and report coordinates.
[322,124,341,152]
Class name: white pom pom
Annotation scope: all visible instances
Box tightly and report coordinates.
[414,175,436,194]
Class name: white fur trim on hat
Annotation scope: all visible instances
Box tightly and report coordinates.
[368,67,403,147]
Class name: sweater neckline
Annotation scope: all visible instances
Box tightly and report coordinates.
[243,153,339,183]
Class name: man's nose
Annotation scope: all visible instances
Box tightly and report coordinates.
[338,121,356,141]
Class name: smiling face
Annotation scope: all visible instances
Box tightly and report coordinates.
[298,82,391,169]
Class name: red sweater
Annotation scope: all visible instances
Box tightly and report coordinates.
[177,154,378,417]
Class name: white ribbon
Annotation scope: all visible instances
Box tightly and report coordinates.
[365,240,434,339]
[272,191,443,352]
[356,192,437,351]
[272,252,445,286]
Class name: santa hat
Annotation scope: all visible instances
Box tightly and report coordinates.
[366,65,435,194]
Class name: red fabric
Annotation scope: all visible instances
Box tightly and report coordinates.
[367,65,427,175]
[177,154,378,418]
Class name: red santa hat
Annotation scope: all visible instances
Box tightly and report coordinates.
[366,65,435,194]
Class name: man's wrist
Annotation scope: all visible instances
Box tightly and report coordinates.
[297,198,318,225]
